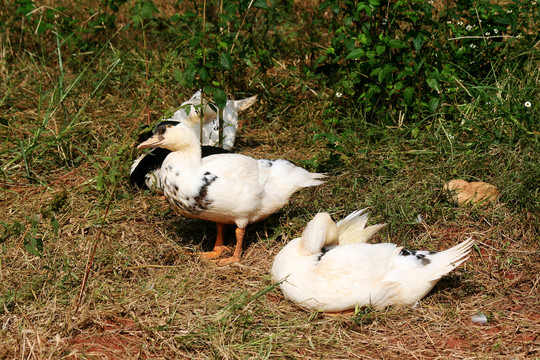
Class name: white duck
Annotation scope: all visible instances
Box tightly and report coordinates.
[271,210,474,311]
[137,122,325,264]
[130,91,257,191]
[129,125,230,191]
[168,90,257,150]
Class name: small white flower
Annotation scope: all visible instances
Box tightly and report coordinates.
[336,92,342,98]
[470,44,477,48]
[458,21,464,26]
[524,101,531,107]
[447,21,452,24]
[466,25,473,31]
[517,34,522,39]
[485,32,490,36]
[428,0,433,3]
[507,9,513,13]
[494,29,499,34]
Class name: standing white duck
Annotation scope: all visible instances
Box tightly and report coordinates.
[271,209,474,311]
[168,90,257,150]
[137,122,325,264]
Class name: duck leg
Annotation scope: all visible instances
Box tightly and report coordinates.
[201,223,230,259]
[217,227,245,265]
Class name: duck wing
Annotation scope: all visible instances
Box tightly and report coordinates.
[310,243,403,310]
[336,209,386,245]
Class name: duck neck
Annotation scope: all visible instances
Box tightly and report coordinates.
[163,142,202,172]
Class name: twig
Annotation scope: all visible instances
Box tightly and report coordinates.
[17,303,43,358]
[229,0,255,55]
[448,35,511,41]
[452,75,472,97]
[200,0,207,144]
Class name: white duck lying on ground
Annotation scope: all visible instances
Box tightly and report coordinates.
[271,209,474,311]
[168,90,257,150]
[137,122,325,264]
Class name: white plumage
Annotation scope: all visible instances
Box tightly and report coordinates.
[167,90,257,150]
[137,122,325,264]
[271,210,474,311]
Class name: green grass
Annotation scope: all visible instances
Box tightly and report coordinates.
[0,0,539,359]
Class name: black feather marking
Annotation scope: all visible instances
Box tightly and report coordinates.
[259,159,275,168]
[400,249,431,265]
[167,172,219,215]
[201,145,230,157]
[129,148,171,189]
[400,249,416,256]
[192,172,218,209]
[317,247,330,261]
[416,254,431,265]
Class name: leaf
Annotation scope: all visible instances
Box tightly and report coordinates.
[173,69,183,83]
[346,48,365,59]
[184,65,196,84]
[376,45,386,55]
[413,33,424,51]
[428,97,440,112]
[51,216,59,237]
[220,53,233,71]
[213,89,227,109]
[366,50,376,59]
[24,237,43,256]
[198,67,209,82]
[404,87,414,105]
[388,39,408,49]
[140,1,158,19]
[253,0,271,10]
[426,78,440,93]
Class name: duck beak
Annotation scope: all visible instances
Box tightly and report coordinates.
[137,134,165,149]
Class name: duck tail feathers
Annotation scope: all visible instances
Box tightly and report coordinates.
[337,209,386,245]
[300,173,326,188]
[234,95,258,112]
[427,237,474,281]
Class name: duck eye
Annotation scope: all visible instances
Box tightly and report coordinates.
[166,124,172,128]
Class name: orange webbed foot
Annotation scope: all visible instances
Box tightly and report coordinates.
[201,245,231,260]
[216,255,242,266]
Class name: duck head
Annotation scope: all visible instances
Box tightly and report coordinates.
[299,213,339,256]
[138,121,199,152]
